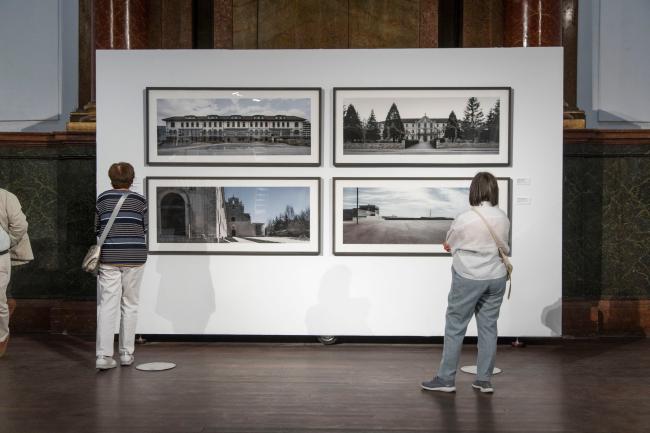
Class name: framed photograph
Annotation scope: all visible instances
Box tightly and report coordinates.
[147,177,321,255]
[146,87,321,166]
[333,177,511,256]
[333,87,511,166]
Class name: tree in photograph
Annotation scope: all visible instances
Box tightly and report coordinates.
[365,109,381,141]
[444,110,460,143]
[462,97,485,142]
[382,103,405,142]
[485,100,500,143]
[266,206,310,239]
[343,104,363,142]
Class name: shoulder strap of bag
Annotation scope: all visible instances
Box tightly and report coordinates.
[471,207,507,251]
[98,193,129,247]
[471,207,512,299]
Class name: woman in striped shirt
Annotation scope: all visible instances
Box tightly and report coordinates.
[95,162,148,370]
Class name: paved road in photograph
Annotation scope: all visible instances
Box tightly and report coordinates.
[159,141,310,155]
[233,236,308,243]
[344,141,498,155]
[343,219,451,244]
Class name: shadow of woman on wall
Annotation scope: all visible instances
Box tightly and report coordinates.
[154,255,216,334]
[305,265,371,337]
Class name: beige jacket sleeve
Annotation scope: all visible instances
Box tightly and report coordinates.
[5,192,28,247]
[0,189,34,264]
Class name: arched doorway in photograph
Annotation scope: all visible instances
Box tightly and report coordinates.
[160,193,187,238]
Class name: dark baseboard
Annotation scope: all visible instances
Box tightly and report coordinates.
[9,298,650,338]
[134,334,570,345]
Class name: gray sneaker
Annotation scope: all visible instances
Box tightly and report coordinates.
[119,351,134,366]
[472,380,494,393]
[421,376,456,393]
[96,356,117,370]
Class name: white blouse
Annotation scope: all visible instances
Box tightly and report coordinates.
[446,202,511,280]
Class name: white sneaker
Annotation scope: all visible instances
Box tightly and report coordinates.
[119,352,134,366]
[96,356,117,370]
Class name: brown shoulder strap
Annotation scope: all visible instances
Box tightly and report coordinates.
[471,207,507,251]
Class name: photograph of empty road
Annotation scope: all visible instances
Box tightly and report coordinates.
[342,186,469,244]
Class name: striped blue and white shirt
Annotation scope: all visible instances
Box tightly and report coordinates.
[95,189,148,266]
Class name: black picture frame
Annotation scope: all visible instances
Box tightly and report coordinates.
[146,176,322,255]
[145,87,322,167]
[333,87,512,167]
[332,177,512,256]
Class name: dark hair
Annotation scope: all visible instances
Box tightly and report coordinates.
[469,172,499,206]
[108,162,135,189]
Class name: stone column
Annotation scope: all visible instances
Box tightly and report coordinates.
[561,0,584,127]
[503,0,562,47]
[503,0,583,127]
[69,0,148,131]
[95,0,148,50]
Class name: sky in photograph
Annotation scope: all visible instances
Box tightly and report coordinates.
[225,187,310,224]
[157,98,311,125]
[343,187,469,219]
[342,96,499,122]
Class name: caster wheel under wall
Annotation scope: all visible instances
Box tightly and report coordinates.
[317,336,338,345]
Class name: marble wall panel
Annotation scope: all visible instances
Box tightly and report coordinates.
[233,0,259,49]
[147,0,193,49]
[214,0,234,48]
[462,0,504,47]
[600,157,650,297]
[0,144,96,300]
[258,0,348,49]
[349,0,420,48]
[419,0,439,48]
[563,143,650,299]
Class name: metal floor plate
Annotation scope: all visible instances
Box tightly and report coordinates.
[135,362,176,371]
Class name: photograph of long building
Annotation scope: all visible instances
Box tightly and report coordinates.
[156,97,313,156]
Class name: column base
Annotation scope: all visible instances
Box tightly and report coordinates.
[564,108,586,129]
[67,102,96,132]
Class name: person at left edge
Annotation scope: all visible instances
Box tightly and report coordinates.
[0,187,34,358]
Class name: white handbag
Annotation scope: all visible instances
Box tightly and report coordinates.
[82,193,128,275]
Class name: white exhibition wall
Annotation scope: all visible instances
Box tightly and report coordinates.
[97,48,563,337]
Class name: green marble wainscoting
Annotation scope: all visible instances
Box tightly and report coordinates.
[0,133,97,306]
[563,130,650,336]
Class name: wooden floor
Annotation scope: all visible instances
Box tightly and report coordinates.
[1,335,649,433]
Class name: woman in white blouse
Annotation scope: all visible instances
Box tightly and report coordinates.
[421,172,510,394]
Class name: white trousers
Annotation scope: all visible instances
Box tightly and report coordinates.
[96,264,145,357]
[0,253,11,342]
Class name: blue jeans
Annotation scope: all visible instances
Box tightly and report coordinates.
[437,267,507,383]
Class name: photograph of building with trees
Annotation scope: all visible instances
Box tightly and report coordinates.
[156,186,311,244]
[342,186,469,245]
[339,93,502,155]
